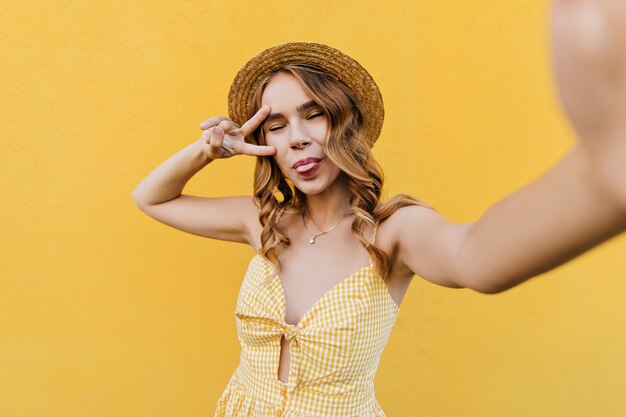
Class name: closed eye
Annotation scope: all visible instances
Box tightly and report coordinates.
[267,113,324,132]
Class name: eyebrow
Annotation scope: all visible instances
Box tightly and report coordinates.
[263,100,320,125]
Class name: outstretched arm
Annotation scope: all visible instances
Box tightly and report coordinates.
[396,0,626,294]
[456,144,625,294]
[466,0,626,293]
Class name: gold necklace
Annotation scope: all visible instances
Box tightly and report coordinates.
[302,208,352,244]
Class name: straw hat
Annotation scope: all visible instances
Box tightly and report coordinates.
[227,41,384,147]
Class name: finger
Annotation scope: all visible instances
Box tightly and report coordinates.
[201,127,210,142]
[238,105,271,137]
[205,127,225,158]
[210,126,224,149]
[218,119,240,133]
[240,142,276,156]
[199,116,228,130]
[201,126,213,144]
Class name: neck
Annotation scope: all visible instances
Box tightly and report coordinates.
[303,175,352,228]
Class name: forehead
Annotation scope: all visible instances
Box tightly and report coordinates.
[261,71,312,109]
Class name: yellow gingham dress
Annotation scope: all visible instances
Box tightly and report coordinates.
[214,252,401,417]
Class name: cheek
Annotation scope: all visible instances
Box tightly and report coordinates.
[316,119,330,139]
[270,148,290,174]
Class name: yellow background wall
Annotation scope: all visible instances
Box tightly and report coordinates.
[2,1,625,416]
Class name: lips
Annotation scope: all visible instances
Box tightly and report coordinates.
[297,162,320,178]
[297,162,320,174]
[293,157,321,171]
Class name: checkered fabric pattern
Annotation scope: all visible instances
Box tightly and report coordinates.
[214,252,401,417]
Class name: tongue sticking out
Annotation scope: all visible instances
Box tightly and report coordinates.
[296,161,319,173]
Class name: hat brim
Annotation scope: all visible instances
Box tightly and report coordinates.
[227,41,384,147]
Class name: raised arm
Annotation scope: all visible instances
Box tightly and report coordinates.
[131,106,275,245]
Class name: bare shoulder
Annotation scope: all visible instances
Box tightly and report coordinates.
[378,199,475,290]
[376,202,445,255]
[376,196,444,238]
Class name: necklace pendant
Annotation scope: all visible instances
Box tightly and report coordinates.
[309,236,316,244]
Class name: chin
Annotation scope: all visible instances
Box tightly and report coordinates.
[292,181,327,196]
[286,169,344,197]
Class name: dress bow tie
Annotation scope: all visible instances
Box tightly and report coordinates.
[282,323,300,342]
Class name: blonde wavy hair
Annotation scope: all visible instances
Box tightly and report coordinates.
[247,64,436,281]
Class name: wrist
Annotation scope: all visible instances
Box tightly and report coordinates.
[194,138,214,166]
[581,128,626,212]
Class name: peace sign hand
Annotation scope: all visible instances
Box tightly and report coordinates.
[198,105,276,160]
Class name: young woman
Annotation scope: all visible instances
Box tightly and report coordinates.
[132,2,626,415]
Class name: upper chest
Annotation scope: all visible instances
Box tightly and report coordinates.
[250,215,413,325]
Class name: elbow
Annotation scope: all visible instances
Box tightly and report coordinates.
[451,260,504,294]
[466,279,501,294]
[131,189,147,209]
[462,271,507,294]
[473,284,504,295]
[466,273,531,295]
[456,253,522,295]
[131,190,141,205]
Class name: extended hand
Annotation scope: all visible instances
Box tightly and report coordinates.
[551,0,626,207]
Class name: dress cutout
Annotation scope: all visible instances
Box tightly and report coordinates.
[214,249,400,416]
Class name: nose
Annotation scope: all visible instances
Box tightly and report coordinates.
[288,120,312,149]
